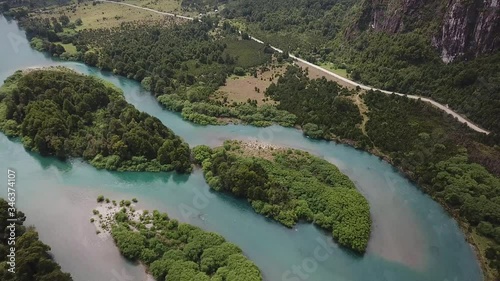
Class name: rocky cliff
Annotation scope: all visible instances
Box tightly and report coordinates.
[354,0,500,62]
[434,0,500,62]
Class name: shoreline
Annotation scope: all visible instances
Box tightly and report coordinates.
[326,135,490,280]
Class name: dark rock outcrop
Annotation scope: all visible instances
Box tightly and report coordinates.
[433,0,500,62]
[353,0,500,62]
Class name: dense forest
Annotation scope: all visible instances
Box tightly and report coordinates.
[0,198,73,281]
[94,199,262,281]
[193,141,371,253]
[265,65,364,141]
[0,69,191,172]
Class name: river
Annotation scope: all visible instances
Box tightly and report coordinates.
[0,15,483,281]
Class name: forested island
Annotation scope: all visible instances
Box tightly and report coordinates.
[0,68,191,172]
[193,140,371,253]
[91,197,262,281]
[0,198,72,280]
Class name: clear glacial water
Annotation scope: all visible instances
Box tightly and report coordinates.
[0,15,482,281]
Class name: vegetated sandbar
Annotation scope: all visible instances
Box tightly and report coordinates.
[91,197,263,281]
[193,140,372,253]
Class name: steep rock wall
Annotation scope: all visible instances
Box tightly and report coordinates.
[433,0,500,62]
[353,0,500,62]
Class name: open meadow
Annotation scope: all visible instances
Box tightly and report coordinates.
[37,1,167,30]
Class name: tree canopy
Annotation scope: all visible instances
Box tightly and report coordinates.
[0,69,191,172]
[101,202,262,281]
[194,141,371,253]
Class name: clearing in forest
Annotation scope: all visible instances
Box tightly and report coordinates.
[296,60,356,90]
[37,1,167,30]
[122,0,183,14]
[214,64,287,106]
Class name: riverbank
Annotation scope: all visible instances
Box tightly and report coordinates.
[325,132,493,280]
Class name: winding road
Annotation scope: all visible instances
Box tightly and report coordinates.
[97,0,491,135]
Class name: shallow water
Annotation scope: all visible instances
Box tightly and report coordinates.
[0,15,482,281]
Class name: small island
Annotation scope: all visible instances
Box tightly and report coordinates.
[0,67,191,172]
[193,140,371,253]
[91,197,262,281]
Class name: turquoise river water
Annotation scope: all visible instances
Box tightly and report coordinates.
[0,15,483,281]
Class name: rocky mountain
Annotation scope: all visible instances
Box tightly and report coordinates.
[355,0,500,62]
[434,0,500,62]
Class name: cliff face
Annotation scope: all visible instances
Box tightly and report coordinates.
[358,0,428,33]
[354,0,500,62]
[433,0,500,62]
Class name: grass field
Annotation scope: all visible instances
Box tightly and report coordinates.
[223,38,272,69]
[319,62,348,78]
[296,61,355,89]
[37,1,166,30]
[60,42,77,54]
[214,64,286,106]
[122,0,185,14]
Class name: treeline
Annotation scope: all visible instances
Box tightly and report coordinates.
[74,20,232,91]
[0,69,191,172]
[0,198,73,281]
[101,201,262,281]
[193,141,371,253]
[221,0,352,59]
[265,66,364,141]
[181,0,224,13]
[363,92,500,276]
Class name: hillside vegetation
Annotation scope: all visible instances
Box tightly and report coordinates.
[363,92,500,278]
